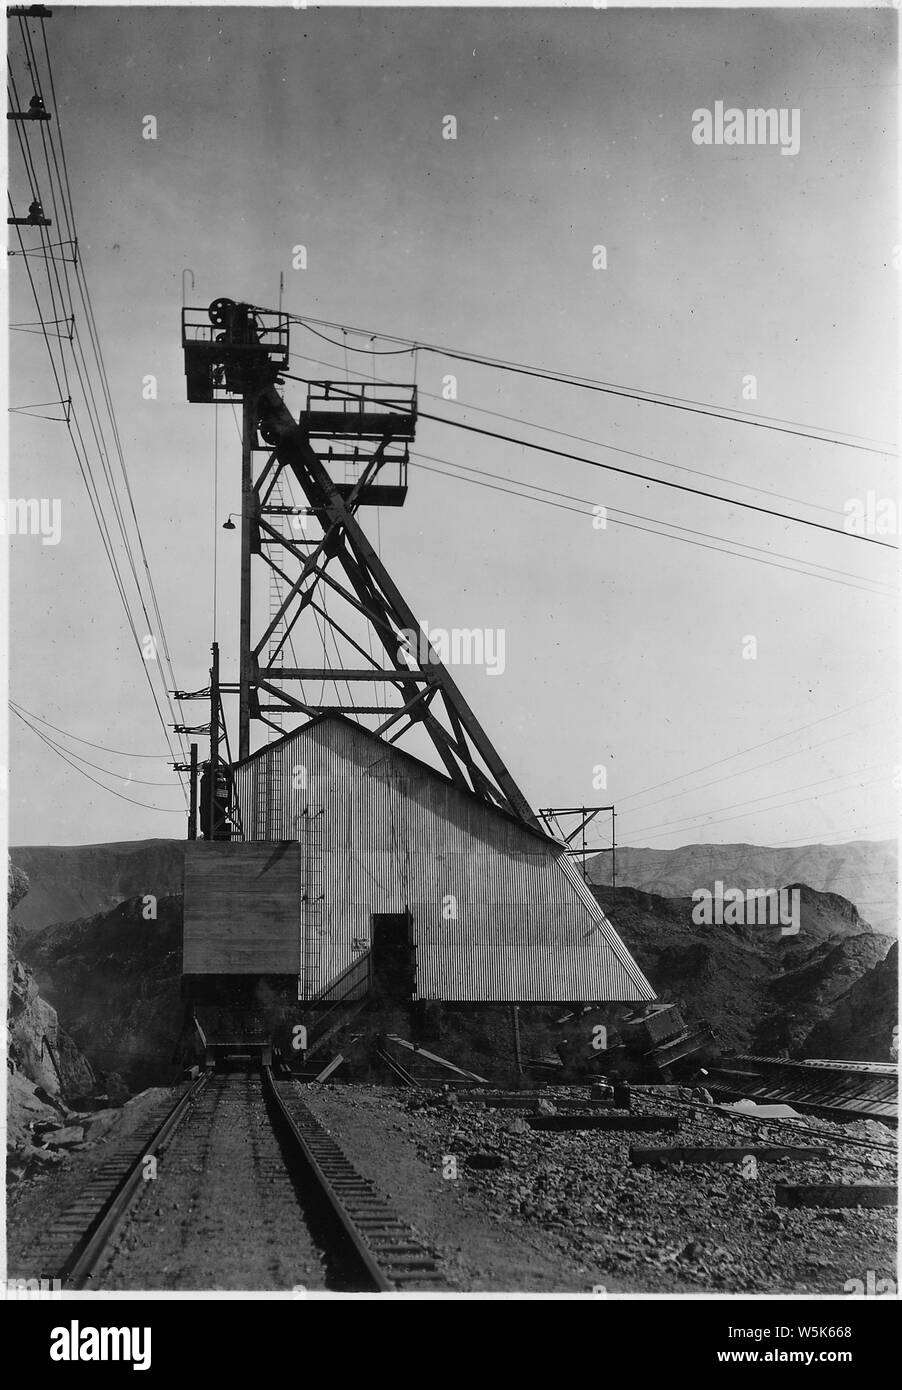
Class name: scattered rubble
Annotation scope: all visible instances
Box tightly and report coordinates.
[306,1082,896,1293]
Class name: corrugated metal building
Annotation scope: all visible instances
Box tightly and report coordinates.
[183,714,655,1004]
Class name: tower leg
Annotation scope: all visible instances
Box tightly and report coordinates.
[239,396,254,759]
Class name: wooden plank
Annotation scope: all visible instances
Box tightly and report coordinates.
[529,1115,681,1132]
[630,1146,830,1167]
[477,1096,616,1111]
[315,1054,345,1082]
[776,1183,896,1209]
[183,841,302,974]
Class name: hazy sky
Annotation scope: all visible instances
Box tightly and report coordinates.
[6,4,898,857]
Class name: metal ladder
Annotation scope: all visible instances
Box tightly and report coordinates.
[267,477,289,744]
[299,805,325,1000]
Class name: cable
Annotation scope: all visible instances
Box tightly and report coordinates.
[418,412,898,550]
[267,307,896,455]
[11,709,179,785]
[767,819,899,849]
[31,17,190,761]
[12,709,185,813]
[8,701,179,759]
[289,343,843,521]
[410,455,894,597]
[288,344,896,584]
[616,693,891,806]
[8,21,190,794]
[299,321,417,356]
[7,189,186,797]
[616,720,889,821]
[624,770,887,843]
[212,407,219,643]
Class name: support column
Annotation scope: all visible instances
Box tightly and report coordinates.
[511,1003,523,1076]
[239,396,254,760]
[188,743,198,840]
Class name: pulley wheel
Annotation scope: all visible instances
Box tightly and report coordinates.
[208,297,236,327]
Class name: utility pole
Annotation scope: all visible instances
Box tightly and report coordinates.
[210,640,220,791]
[188,742,198,840]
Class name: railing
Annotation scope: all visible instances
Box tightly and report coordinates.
[307,949,373,1007]
[302,951,373,1056]
[305,380,417,417]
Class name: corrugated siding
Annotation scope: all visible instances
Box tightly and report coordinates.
[228,717,656,1002]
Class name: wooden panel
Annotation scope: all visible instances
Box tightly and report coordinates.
[183,841,301,975]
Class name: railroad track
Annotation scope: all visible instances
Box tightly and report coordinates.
[707,1056,898,1124]
[627,1090,897,1158]
[38,1068,447,1293]
[264,1070,446,1290]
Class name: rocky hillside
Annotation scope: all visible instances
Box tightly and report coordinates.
[7,859,94,1102]
[9,839,185,940]
[26,895,185,1091]
[589,840,897,936]
[802,942,898,1062]
[19,873,896,1088]
[593,883,895,1058]
[8,858,101,1176]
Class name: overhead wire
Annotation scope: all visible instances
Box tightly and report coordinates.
[622,770,888,844]
[31,16,190,760]
[8,701,179,758]
[614,693,892,806]
[616,720,890,822]
[410,455,894,598]
[10,708,181,785]
[417,411,898,550]
[8,17,190,794]
[11,708,185,813]
[289,345,845,520]
[286,346,894,593]
[268,307,896,454]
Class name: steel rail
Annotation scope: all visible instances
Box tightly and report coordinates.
[59,1071,210,1288]
[632,1091,898,1156]
[262,1067,446,1291]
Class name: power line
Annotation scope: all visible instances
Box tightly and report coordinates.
[616,719,889,821]
[409,455,894,597]
[622,762,886,841]
[270,307,896,455]
[7,185,186,799]
[417,411,898,550]
[289,343,843,522]
[12,708,185,814]
[286,345,892,593]
[768,819,899,849]
[8,701,177,759]
[8,19,190,797]
[615,693,891,806]
[10,708,179,785]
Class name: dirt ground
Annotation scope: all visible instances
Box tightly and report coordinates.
[301,1084,898,1295]
[7,1081,897,1295]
